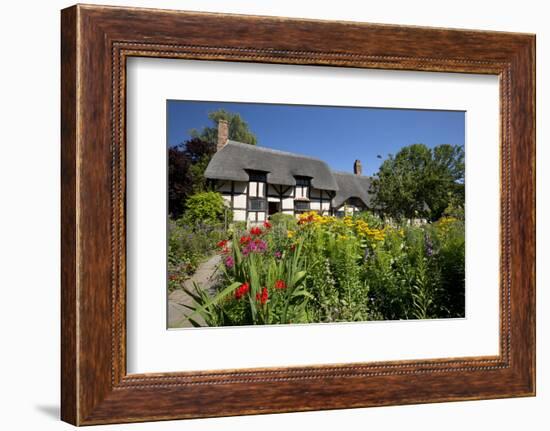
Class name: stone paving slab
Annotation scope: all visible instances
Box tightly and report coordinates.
[168,254,221,328]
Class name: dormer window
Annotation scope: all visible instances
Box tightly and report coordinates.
[248,171,267,182]
[247,170,267,215]
[294,176,311,200]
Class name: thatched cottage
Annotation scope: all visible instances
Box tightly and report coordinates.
[204,120,375,223]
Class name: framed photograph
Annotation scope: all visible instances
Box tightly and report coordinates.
[61,4,535,425]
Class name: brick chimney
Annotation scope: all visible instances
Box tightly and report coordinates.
[353,159,362,175]
[217,119,229,151]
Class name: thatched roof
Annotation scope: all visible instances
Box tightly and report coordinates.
[205,140,375,208]
[332,171,374,208]
[205,140,338,191]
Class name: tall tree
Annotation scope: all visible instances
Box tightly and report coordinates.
[168,138,215,218]
[190,109,258,146]
[169,109,257,218]
[168,145,193,218]
[371,143,464,221]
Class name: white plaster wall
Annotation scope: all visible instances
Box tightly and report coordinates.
[233,209,246,221]
[248,182,257,197]
[282,197,294,210]
[221,194,231,205]
[234,193,247,208]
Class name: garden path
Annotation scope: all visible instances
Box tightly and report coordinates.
[168,253,221,328]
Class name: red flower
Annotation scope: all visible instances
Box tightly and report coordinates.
[217,239,228,248]
[255,287,269,305]
[250,226,263,236]
[290,244,296,251]
[263,221,272,229]
[234,282,250,300]
[240,235,252,245]
[274,279,287,290]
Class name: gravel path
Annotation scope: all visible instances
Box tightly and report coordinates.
[168,254,222,328]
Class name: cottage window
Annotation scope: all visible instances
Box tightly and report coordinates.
[248,197,266,211]
[247,170,267,200]
[294,200,310,212]
[294,176,311,199]
[248,171,267,182]
[295,177,310,186]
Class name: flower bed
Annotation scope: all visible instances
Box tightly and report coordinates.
[183,212,465,326]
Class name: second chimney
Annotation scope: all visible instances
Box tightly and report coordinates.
[353,159,362,176]
[217,119,229,151]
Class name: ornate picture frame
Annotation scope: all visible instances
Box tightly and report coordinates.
[61,4,535,425]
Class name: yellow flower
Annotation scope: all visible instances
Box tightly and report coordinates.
[287,230,295,238]
[436,216,459,233]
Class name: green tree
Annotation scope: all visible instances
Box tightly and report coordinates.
[168,145,193,218]
[371,143,464,221]
[190,109,258,146]
[182,191,228,226]
[168,138,215,218]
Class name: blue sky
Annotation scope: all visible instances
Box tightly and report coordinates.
[167,100,465,176]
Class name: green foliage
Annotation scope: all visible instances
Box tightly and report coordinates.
[188,154,212,194]
[167,219,226,292]
[431,218,465,317]
[182,191,228,226]
[168,109,258,218]
[353,210,384,229]
[175,211,465,326]
[190,109,258,146]
[372,143,464,221]
[269,212,298,230]
[168,138,215,218]
[442,199,465,221]
[186,233,310,326]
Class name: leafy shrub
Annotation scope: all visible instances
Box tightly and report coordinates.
[431,217,465,317]
[269,212,298,230]
[167,218,226,291]
[182,191,228,226]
